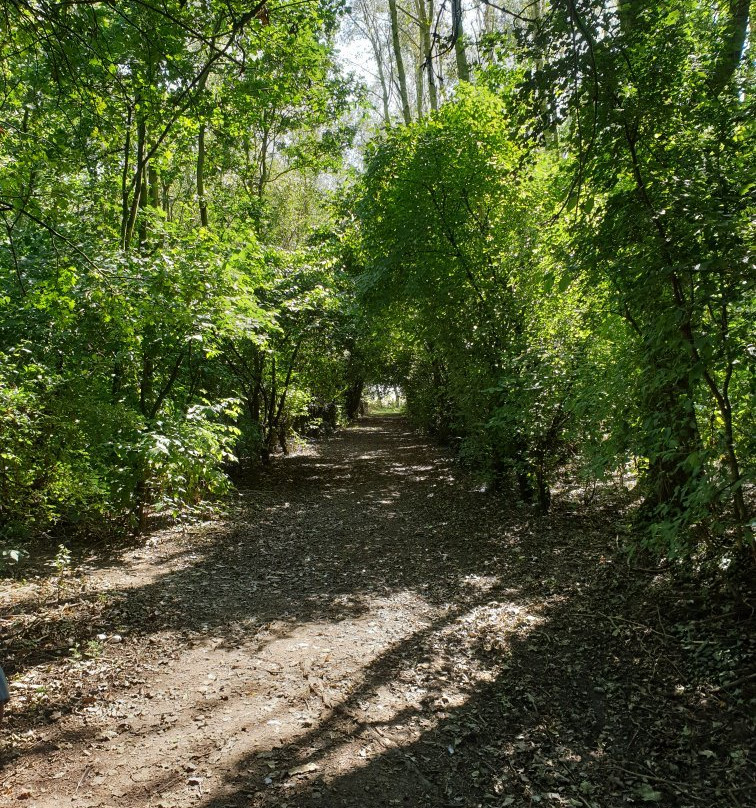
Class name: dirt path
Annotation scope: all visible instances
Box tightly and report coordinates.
[1,417,753,807]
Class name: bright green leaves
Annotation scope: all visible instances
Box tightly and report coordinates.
[359,85,522,309]
[0,0,360,540]
[354,87,587,505]
[542,272,573,296]
[352,0,753,558]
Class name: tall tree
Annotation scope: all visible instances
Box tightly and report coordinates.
[452,0,470,81]
[388,0,413,122]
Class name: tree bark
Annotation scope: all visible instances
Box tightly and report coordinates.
[120,104,133,248]
[197,123,209,227]
[137,162,148,247]
[418,0,438,111]
[414,58,425,119]
[710,0,750,95]
[388,0,413,124]
[452,0,470,82]
[345,379,364,420]
[123,109,145,250]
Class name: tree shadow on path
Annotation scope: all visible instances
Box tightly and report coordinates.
[2,417,753,808]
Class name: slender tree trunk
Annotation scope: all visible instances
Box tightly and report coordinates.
[528,0,555,140]
[197,123,209,228]
[139,329,154,420]
[414,59,425,119]
[352,0,393,122]
[412,0,427,117]
[418,0,438,111]
[149,164,160,209]
[257,123,271,200]
[452,0,470,82]
[365,28,392,124]
[388,0,412,124]
[137,162,148,247]
[376,48,392,123]
[263,354,277,459]
[252,351,264,424]
[711,0,750,95]
[271,341,302,454]
[123,108,145,250]
[162,178,171,220]
[120,104,133,248]
[483,4,496,63]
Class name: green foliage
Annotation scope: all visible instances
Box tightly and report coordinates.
[543,0,755,557]
[356,86,599,507]
[131,400,241,519]
[0,0,362,544]
[352,5,754,563]
[0,0,752,571]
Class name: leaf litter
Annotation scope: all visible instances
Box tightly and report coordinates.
[0,416,753,807]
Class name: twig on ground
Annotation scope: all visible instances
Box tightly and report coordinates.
[607,763,706,801]
[715,670,756,691]
[75,764,91,794]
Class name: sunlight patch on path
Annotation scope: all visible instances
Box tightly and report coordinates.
[16,585,548,808]
[15,591,431,807]
[246,596,546,807]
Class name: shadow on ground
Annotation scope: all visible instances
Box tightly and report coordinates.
[1,417,753,807]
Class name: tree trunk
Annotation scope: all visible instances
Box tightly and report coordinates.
[376,42,392,123]
[452,0,470,82]
[419,0,438,111]
[197,123,209,227]
[388,0,412,124]
[120,104,133,248]
[138,162,148,247]
[710,0,750,95]
[345,379,364,420]
[148,164,159,209]
[123,110,145,250]
[414,59,424,119]
[640,364,704,524]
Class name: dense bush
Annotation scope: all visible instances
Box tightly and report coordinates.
[354,56,753,561]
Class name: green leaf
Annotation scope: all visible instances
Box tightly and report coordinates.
[636,784,663,802]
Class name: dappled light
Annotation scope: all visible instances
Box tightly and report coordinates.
[2,418,751,807]
[0,1,752,805]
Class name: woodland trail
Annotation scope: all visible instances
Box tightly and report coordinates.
[1,417,753,808]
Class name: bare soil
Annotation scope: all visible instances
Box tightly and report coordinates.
[1,416,753,807]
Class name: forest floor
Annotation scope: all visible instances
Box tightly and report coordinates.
[1,416,754,808]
